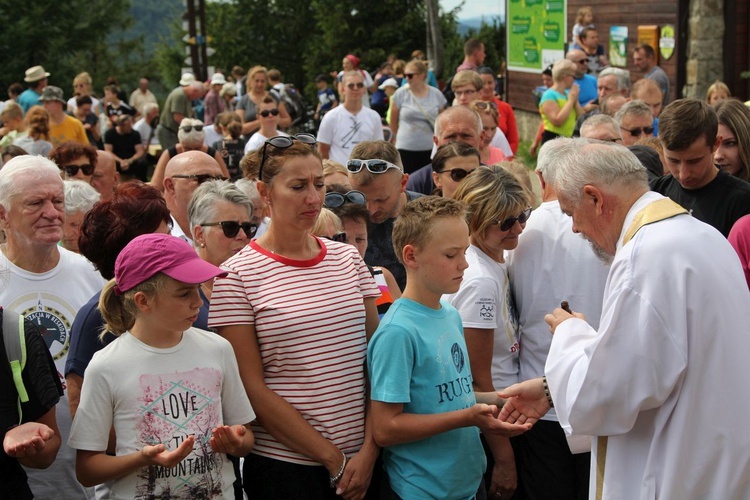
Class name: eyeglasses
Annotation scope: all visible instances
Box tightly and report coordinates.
[259,133,317,180]
[324,190,366,208]
[404,73,417,79]
[201,221,258,239]
[576,59,588,64]
[259,109,279,118]
[347,82,365,90]
[323,232,347,243]
[346,159,402,175]
[620,126,654,137]
[454,89,477,97]
[437,167,475,183]
[496,207,532,231]
[473,101,498,110]
[171,174,228,184]
[61,164,95,177]
[180,125,204,132]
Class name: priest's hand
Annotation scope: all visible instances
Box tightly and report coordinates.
[498,378,551,424]
[545,307,586,334]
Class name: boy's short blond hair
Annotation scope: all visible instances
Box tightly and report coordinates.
[451,70,483,92]
[392,196,467,265]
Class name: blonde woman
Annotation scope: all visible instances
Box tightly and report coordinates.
[66,72,101,114]
[236,66,291,136]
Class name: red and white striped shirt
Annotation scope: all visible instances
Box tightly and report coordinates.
[209,237,379,465]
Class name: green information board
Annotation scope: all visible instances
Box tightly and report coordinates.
[507,0,567,72]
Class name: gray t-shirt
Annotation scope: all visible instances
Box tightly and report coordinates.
[393,86,447,151]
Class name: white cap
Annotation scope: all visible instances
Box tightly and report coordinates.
[179,72,197,86]
[379,78,399,90]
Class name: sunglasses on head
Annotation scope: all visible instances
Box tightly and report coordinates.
[323,232,347,243]
[171,173,228,184]
[620,126,654,137]
[259,133,317,180]
[61,164,95,177]
[259,108,279,118]
[437,167,475,183]
[346,159,402,175]
[347,82,365,90]
[201,220,258,239]
[497,207,532,231]
[324,190,366,208]
[180,125,204,132]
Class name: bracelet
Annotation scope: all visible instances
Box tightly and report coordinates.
[329,451,347,488]
[542,376,554,408]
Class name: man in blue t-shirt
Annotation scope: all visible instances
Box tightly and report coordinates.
[566,49,598,112]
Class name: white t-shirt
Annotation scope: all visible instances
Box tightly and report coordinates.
[69,328,255,499]
[67,95,102,114]
[209,238,379,465]
[445,245,519,389]
[244,129,289,154]
[392,86,447,151]
[203,124,223,148]
[0,246,104,499]
[317,105,384,165]
[133,117,159,146]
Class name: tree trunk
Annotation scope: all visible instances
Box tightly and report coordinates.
[425,0,444,79]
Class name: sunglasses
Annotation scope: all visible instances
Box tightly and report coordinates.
[497,207,532,231]
[324,190,366,208]
[576,59,588,64]
[323,232,347,243]
[259,108,279,118]
[201,220,258,239]
[259,133,317,180]
[473,101,498,110]
[437,167,475,183]
[171,174,228,184]
[404,73,417,79]
[347,82,365,90]
[61,164,95,177]
[346,159,401,175]
[620,126,654,137]
[180,125,204,132]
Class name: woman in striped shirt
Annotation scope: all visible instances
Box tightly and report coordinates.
[209,135,380,499]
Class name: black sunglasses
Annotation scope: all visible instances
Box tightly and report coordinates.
[497,208,532,231]
[259,133,317,181]
[61,164,95,177]
[323,232,347,243]
[201,220,258,239]
[620,126,654,137]
[259,108,279,118]
[324,190,366,208]
[180,125,204,132]
[347,82,365,89]
[346,159,401,174]
[404,73,416,79]
[171,174,228,184]
[437,167,475,183]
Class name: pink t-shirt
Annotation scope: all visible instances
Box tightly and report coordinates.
[728,214,750,290]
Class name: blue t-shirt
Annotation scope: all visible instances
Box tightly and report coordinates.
[317,87,337,113]
[367,298,486,500]
[574,74,597,106]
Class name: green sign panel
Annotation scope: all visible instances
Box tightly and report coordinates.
[507,0,567,72]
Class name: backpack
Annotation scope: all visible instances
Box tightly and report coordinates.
[278,84,307,127]
[2,308,28,425]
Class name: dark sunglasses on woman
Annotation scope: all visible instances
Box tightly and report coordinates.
[497,207,532,232]
[324,190,366,208]
[259,109,279,118]
[259,133,317,180]
[180,125,204,132]
[437,167,474,183]
[201,220,258,238]
[61,164,95,177]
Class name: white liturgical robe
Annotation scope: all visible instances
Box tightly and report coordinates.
[546,191,750,499]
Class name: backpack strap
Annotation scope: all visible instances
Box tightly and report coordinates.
[3,308,29,414]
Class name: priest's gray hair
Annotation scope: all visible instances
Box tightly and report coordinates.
[553,138,649,205]
[535,138,570,186]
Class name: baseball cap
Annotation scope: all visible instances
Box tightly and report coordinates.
[40,86,65,103]
[114,233,227,294]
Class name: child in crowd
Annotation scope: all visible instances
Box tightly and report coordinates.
[571,6,595,49]
[213,112,246,180]
[706,80,731,106]
[313,74,338,126]
[68,233,255,498]
[367,196,531,499]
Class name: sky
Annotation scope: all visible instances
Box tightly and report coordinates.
[441,0,504,20]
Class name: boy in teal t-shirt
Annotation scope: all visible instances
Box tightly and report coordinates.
[367,197,531,499]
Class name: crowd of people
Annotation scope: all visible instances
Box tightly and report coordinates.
[2,24,750,500]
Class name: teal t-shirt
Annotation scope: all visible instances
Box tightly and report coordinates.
[539,87,577,137]
[367,298,486,500]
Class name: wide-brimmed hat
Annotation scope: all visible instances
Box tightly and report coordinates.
[210,73,227,86]
[179,72,197,86]
[40,86,65,103]
[24,65,51,83]
[114,233,227,295]
[379,78,399,90]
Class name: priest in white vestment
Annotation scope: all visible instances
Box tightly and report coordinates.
[499,138,750,499]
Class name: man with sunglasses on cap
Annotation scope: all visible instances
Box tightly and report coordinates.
[348,140,423,291]
[318,71,384,165]
[163,150,227,244]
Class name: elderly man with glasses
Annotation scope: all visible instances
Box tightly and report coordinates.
[614,100,655,146]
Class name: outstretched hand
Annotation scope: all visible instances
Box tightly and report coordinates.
[210,425,246,455]
[545,307,586,334]
[472,404,532,437]
[3,422,55,458]
[498,378,551,425]
[141,435,194,468]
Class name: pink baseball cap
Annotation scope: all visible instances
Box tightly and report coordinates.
[114,233,227,294]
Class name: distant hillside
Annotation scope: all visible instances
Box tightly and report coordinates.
[458,15,505,36]
[123,0,183,56]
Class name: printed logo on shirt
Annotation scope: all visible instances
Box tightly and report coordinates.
[451,342,465,373]
[8,292,74,363]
